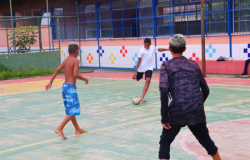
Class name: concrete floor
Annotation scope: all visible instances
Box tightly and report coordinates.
[0,74,250,159]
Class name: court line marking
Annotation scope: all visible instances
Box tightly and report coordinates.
[0,79,65,85]
[82,77,250,88]
[1,77,250,97]
[179,118,250,160]
[209,86,250,91]
[209,83,250,87]
[0,81,121,97]
[1,75,250,87]
[1,100,250,155]
[0,116,160,155]
[205,100,250,109]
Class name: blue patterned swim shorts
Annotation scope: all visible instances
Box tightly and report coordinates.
[62,84,80,116]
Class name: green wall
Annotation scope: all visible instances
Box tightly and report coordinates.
[0,51,60,72]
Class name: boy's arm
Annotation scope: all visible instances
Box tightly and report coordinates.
[158,48,169,52]
[132,58,142,79]
[200,71,209,103]
[74,59,88,84]
[159,64,171,129]
[45,63,64,91]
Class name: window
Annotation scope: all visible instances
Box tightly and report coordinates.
[48,0,250,40]
[207,0,228,35]
[14,9,45,27]
[234,0,250,33]
[99,2,113,38]
[111,0,139,38]
[0,12,11,28]
[157,0,173,36]
[139,0,153,37]
[52,6,80,40]
[156,0,203,36]
[85,4,96,39]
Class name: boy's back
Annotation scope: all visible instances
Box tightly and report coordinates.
[160,56,206,126]
[63,57,78,85]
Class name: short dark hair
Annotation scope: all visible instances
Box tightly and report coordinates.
[144,38,151,43]
[68,42,79,54]
[169,45,186,53]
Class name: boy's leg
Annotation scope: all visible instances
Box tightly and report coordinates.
[140,70,153,102]
[188,122,221,160]
[55,115,72,139]
[243,59,250,74]
[159,125,182,160]
[135,71,144,81]
[71,116,88,135]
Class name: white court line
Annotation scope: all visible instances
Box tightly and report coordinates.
[40,114,56,118]
[209,83,250,87]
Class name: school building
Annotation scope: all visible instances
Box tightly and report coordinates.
[0,0,250,74]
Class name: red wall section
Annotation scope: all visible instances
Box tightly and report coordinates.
[196,60,249,74]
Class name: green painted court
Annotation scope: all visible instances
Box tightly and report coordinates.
[1,75,250,160]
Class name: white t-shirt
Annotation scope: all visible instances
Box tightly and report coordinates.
[138,46,158,72]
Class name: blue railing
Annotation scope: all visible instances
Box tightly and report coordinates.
[2,0,249,41]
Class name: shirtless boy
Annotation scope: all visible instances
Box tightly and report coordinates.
[45,42,89,139]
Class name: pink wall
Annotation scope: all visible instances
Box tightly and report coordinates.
[57,35,250,47]
[0,26,52,49]
[0,28,12,48]
[1,26,250,74]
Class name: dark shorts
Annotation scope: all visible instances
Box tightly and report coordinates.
[159,122,218,159]
[136,70,153,80]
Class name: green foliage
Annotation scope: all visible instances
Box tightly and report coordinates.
[0,66,64,80]
[0,64,8,72]
[7,26,39,51]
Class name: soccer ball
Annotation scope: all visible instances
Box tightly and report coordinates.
[132,96,140,105]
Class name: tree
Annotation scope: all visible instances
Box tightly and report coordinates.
[7,26,39,53]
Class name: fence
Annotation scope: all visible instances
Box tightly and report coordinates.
[0,0,81,54]
[0,0,250,71]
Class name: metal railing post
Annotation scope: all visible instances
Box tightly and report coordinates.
[9,0,15,52]
[46,0,51,50]
[201,0,206,77]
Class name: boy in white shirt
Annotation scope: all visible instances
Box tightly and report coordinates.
[133,38,169,102]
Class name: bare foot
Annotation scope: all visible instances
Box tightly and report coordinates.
[55,129,67,139]
[75,129,88,135]
[140,98,147,102]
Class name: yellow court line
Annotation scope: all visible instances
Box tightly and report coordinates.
[0,81,120,96]
[1,99,250,155]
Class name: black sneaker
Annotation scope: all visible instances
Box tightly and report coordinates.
[241,72,248,75]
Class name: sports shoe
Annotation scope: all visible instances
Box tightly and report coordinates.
[241,72,248,75]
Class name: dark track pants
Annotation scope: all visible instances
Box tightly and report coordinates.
[159,122,218,159]
[243,59,250,74]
